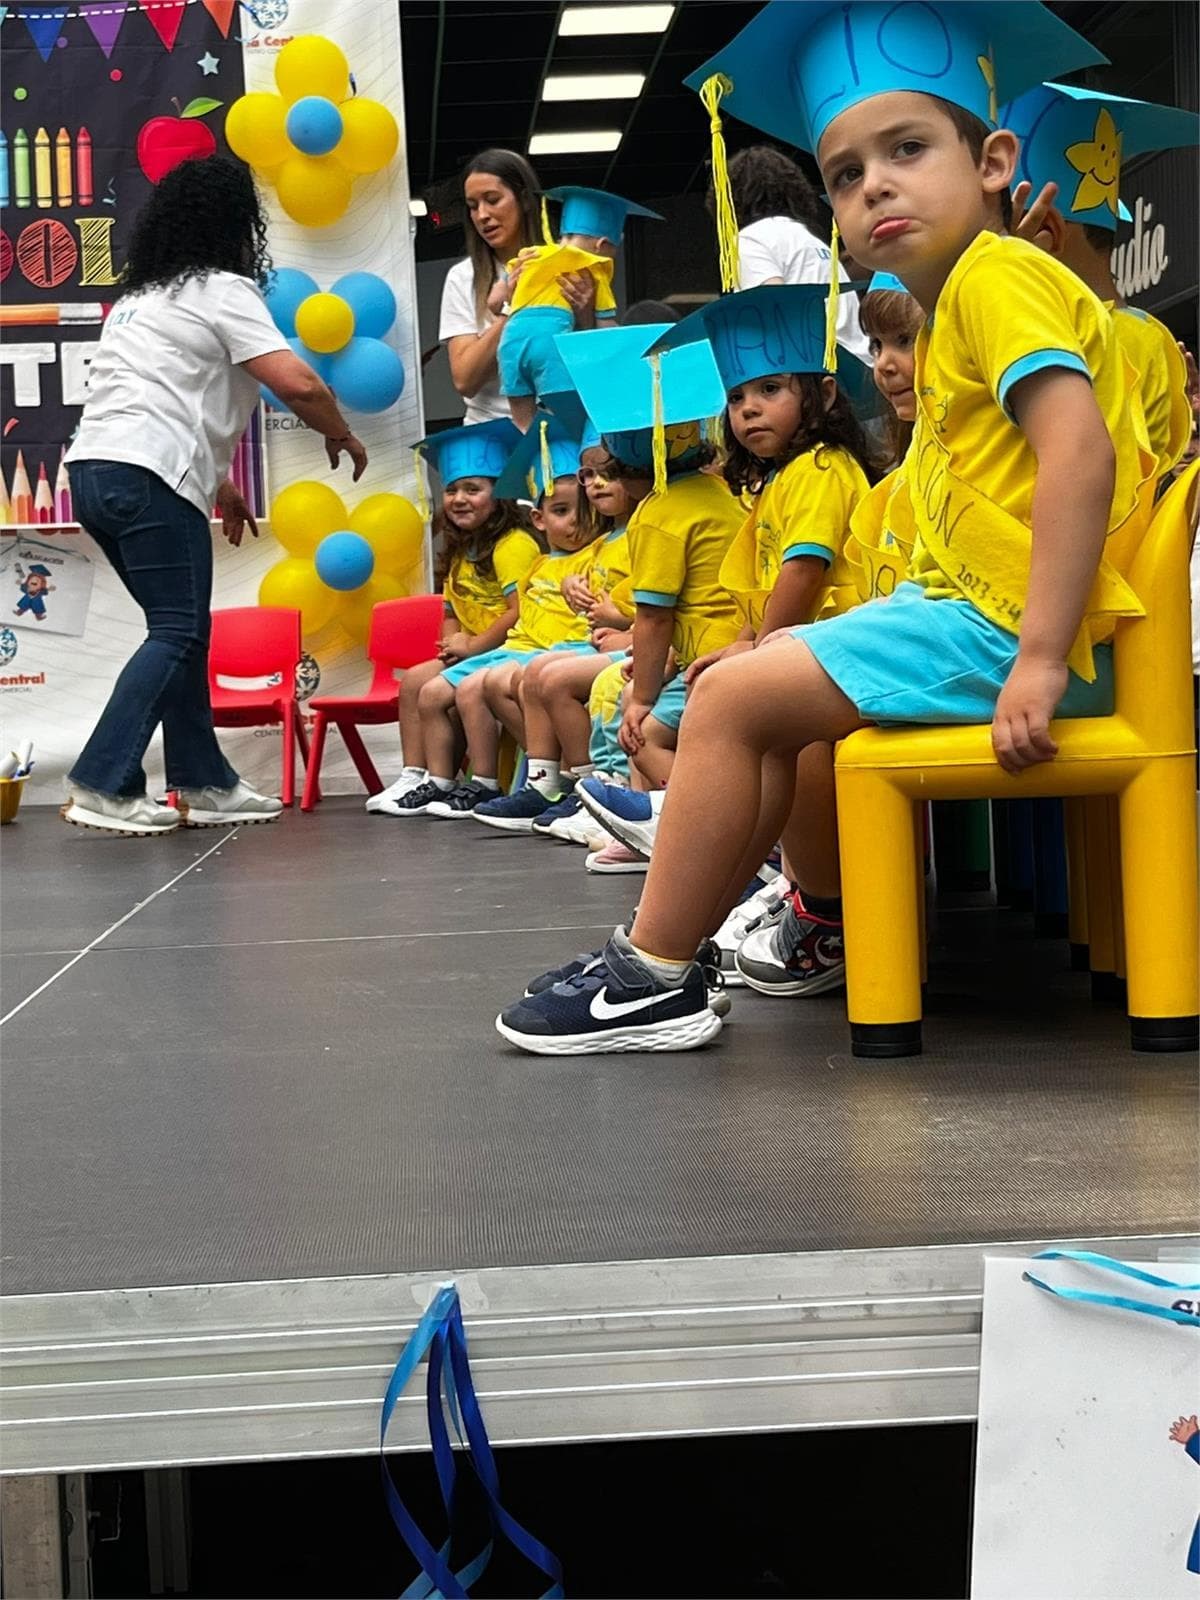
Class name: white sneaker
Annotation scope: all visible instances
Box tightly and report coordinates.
[549,808,609,846]
[712,871,788,986]
[62,785,182,836]
[366,767,427,814]
[178,780,284,826]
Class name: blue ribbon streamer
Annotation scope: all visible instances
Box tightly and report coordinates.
[1023,1249,1200,1327]
[381,1284,563,1598]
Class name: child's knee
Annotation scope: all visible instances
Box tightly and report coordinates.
[419,675,453,713]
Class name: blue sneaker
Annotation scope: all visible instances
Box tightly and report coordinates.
[525,949,603,995]
[577,778,663,858]
[530,790,583,835]
[524,938,733,1017]
[496,932,722,1056]
[474,784,554,833]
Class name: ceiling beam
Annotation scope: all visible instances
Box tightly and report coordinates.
[600,3,680,190]
[426,0,447,184]
[526,1,567,155]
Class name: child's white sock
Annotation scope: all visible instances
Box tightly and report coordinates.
[430,775,454,792]
[527,759,561,799]
[402,764,426,779]
[474,775,500,791]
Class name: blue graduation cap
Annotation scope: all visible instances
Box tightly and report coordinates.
[866,272,910,293]
[1002,82,1200,232]
[649,286,882,419]
[415,417,522,486]
[540,387,592,438]
[544,186,662,243]
[684,1,1105,155]
[552,325,726,472]
[494,414,585,502]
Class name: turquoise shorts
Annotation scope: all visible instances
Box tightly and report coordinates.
[648,675,687,732]
[793,583,1114,724]
[498,306,574,399]
[440,638,592,689]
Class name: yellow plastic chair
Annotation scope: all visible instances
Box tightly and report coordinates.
[834,461,1199,1058]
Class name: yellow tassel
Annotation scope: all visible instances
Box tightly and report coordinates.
[413,447,431,522]
[824,219,841,374]
[699,74,740,293]
[650,353,668,497]
[540,194,554,246]
[539,418,555,497]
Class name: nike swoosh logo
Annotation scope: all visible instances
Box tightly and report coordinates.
[590,985,681,1021]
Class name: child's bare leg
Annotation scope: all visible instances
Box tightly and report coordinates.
[508,395,537,432]
[541,654,606,769]
[628,642,863,961]
[483,663,527,747]
[520,653,568,760]
[455,672,500,779]
[779,742,841,899]
[397,658,443,768]
[632,715,676,788]
[418,674,465,779]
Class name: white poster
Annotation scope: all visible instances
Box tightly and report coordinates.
[972,1253,1200,1599]
[1,532,93,637]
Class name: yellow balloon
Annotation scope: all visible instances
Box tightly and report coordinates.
[270,481,347,556]
[295,292,355,353]
[341,571,409,641]
[335,98,399,175]
[348,493,425,574]
[276,154,353,227]
[225,93,290,169]
[259,558,337,636]
[275,36,350,104]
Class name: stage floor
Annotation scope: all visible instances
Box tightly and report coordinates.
[1,799,1195,1472]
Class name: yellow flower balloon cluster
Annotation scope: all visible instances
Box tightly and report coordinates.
[260,481,425,640]
[225,37,399,227]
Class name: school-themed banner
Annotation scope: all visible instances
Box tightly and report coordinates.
[971,1253,1200,1599]
[1,0,427,799]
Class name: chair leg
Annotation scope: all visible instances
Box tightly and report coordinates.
[1083,796,1120,999]
[914,802,928,987]
[301,712,329,812]
[281,705,295,808]
[1107,796,1126,984]
[339,723,383,795]
[837,767,923,1057]
[1064,797,1089,970]
[1117,757,1199,1051]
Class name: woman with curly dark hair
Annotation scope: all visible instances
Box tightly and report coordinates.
[63,154,366,836]
[722,146,870,364]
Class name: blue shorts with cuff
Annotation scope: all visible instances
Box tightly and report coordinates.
[439,638,593,689]
[498,306,574,399]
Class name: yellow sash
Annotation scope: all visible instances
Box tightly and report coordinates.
[906,376,1154,682]
[844,469,916,604]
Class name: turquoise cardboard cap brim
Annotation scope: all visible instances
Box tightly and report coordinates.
[684,0,1105,154]
[416,417,523,486]
[540,389,592,437]
[553,324,727,434]
[867,272,910,293]
[1002,81,1200,232]
[545,185,663,243]
[493,414,584,501]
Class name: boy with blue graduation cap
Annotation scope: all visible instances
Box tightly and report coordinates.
[496,0,1171,1058]
[1003,81,1197,476]
[498,186,661,433]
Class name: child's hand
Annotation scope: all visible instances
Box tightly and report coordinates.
[1169,1415,1199,1444]
[439,630,473,664]
[683,640,751,688]
[1011,180,1059,252]
[618,698,654,755]
[561,574,595,613]
[992,655,1068,774]
[585,594,628,628]
[591,626,632,653]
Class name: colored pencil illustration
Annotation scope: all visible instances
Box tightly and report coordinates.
[34,128,52,209]
[13,130,31,209]
[0,131,9,210]
[75,128,93,207]
[55,128,72,208]
[33,461,54,524]
[10,452,33,524]
[54,448,72,523]
[0,303,111,327]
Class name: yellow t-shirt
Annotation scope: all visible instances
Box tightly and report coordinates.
[628,471,743,667]
[505,540,600,652]
[585,524,635,617]
[905,231,1153,675]
[1108,303,1191,478]
[843,460,916,604]
[443,527,540,635]
[719,446,870,631]
[508,243,617,316]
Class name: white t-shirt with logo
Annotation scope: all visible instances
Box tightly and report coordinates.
[438,256,509,425]
[66,271,286,517]
[737,215,872,366]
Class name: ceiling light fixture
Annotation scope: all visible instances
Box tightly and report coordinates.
[558,5,675,38]
[542,72,646,101]
[529,129,623,155]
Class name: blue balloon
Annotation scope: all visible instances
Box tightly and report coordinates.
[264,267,320,337]
[330,271,397,339]
[315,531,375,592]
[259,337,332,410]
[326,337,405,413]
[286,95,344,157]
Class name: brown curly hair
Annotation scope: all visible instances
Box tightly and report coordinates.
[723,145,830,240]
[432,499,534,589]
[858,288,924,466]
[721,374,884,496]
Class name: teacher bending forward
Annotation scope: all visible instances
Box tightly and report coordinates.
[64,155,366,837]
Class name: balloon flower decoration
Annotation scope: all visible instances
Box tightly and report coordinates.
[260,481,425,640]
[261,267,405,413]
[224,36,399,227]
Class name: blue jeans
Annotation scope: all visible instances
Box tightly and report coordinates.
[69,461,239,797]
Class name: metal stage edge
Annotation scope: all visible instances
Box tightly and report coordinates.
[3,1232,1196,1476]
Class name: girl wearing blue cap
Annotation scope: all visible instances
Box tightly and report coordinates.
[370,418,538,816]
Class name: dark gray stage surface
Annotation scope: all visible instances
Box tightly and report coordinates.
[2,801,1195,1297]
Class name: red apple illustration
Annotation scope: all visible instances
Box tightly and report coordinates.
[137,98,223,184]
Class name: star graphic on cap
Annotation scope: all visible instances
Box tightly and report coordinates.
[197,52,220,76]
[1065,106,1122,217]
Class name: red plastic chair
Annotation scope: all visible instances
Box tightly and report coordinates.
[300,594,444,811]
[208,606,309,807]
